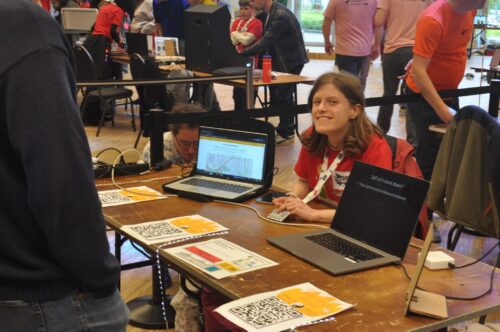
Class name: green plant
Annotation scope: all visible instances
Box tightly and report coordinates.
[300,11,323,31]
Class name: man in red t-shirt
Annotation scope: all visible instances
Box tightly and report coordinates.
[83,0,125,79]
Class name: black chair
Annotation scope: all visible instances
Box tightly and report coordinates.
[142,56,174,111]
[129,53,147,148]
[137,57,174,145]
[73,45,135,136]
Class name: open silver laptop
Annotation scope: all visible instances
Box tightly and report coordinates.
[163,126,268,201]
[268,161,429,276]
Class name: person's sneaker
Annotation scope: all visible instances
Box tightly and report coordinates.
[432,224,442,243]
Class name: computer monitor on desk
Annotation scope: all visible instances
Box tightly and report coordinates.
[184,5,251,73]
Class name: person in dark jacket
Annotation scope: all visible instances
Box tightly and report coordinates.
[241,0,309,140]
[0,1,128,330]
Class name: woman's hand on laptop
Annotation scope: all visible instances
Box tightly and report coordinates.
[273,196,334,223]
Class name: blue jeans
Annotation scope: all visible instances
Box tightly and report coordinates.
[335,54,369,78]
[377,47,416,145]
[0,289,129,332]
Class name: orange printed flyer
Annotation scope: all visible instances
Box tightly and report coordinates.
[120,215,228,245]
[215,282,353,331]
[98,186,166,207]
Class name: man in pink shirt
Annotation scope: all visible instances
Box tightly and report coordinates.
[374,0,434,145]
[322,0,378,86]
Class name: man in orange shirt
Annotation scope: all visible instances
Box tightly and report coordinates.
[406,0,486,176]
[406,0,486,241]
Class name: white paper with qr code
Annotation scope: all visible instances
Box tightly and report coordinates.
[215,282,353,332]
[163,238,277,279]
[120,215,228,245]
[98,186,166,207]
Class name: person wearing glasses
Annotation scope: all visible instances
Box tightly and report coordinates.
[142,103,206,164]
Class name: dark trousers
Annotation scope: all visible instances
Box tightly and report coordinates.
[335,54,369,77]
[406,88,459,181]
[377,47,416,145]
[232,87,258,110]
[272,64,304,138]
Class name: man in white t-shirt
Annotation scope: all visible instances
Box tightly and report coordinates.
[374,0,434,144]
[322,0,378,88]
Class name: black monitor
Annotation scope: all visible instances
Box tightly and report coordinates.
[184,5,251,72]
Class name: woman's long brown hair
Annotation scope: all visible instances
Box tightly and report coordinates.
[301,72,383,157]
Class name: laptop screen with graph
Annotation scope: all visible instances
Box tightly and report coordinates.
[195,126,266,183]
[163,126,268,201]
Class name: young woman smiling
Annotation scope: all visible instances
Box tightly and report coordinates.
[273,72,393,223]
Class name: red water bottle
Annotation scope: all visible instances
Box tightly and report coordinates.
[262,55,272,83]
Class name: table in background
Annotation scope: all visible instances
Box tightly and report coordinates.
[469,24,500,59]
[98,168,500,332]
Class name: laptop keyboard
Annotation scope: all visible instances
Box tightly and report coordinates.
[183,178,251,194]
[305,233,383,262]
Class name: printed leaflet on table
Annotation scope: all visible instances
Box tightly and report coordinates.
[163,238,277,279]
[98,186,165,207]
[120,215,228,245]
[215,282,353,332]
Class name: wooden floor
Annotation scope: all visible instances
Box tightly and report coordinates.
[85,57,499,331]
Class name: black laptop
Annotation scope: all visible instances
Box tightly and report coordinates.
[163,126,269,201]
[268,161,429,276]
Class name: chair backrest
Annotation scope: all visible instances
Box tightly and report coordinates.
[130,53,146,81]
[142,57,174,111]
[73,45,98,81]
[61,8,97,31]
[490,152,500,227]
[428,105,500,238]
[130,53,148,127]
[130,53,146,104]
[200,114,276,191]
[385,134,428,239]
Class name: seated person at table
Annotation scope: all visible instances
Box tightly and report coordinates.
[273,71,392,223]
[142,103,206,164]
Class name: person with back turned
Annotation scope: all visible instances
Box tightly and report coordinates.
[0,1,129,330]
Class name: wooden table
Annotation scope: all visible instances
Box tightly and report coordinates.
[98,168,500,332]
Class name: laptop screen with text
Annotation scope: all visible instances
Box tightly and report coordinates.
[332,162,429,259]
[196,127,267,184]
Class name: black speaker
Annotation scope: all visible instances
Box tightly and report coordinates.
[184,5,250,72]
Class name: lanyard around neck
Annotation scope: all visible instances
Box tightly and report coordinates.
[302,150,344,204]
[236,16,254,32]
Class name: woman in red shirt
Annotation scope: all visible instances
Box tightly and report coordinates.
[273,72,392,223]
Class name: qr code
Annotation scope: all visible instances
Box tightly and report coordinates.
[229,296,302,329]
[129,222,183,240]
[99,191,130,205]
